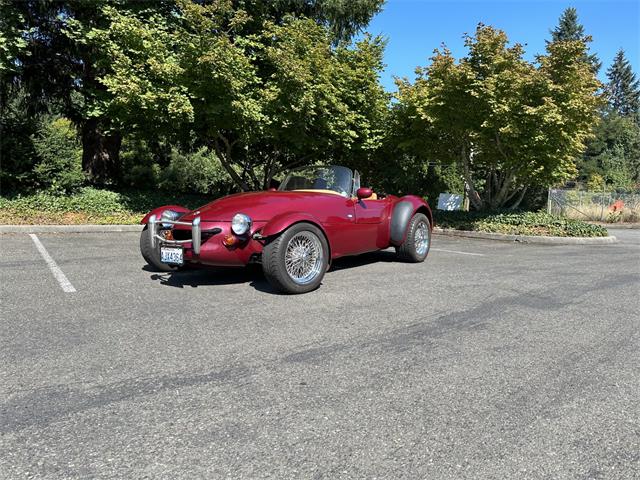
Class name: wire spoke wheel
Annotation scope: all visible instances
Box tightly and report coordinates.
[284,231,324,285]
[414,220,430,256]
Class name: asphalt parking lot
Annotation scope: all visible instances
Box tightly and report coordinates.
[1,229,639,479]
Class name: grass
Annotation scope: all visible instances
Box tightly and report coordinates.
[551,204,640,223]
[434,210,609,237]
[0,187,212,225]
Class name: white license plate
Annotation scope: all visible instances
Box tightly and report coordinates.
[160,247,184,265]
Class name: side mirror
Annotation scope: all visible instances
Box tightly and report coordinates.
[356,187,373,200]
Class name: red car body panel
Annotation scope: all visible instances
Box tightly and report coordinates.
[142,190,432,267]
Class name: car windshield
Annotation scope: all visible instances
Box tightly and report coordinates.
[279,165,354,197]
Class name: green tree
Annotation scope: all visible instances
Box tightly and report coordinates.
[0,0,177,184]
[548,7,601,73]
[98,1,388,191]
[606,49,640,117]
[396,24,601,210]
[32,117,84,193]
[1,0,384,188]
[580,111,640,189]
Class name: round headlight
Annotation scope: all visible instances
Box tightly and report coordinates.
[231,213,252,235]
[161,209,180,228]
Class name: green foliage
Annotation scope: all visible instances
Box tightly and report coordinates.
[548,7,601,73]
[394,24,601,211]
[434,210,608,237]
[0,187,212,224]
[0,88,39,191]
[586,173,605,191]
[32,118,84,193]
[160,147,230,195]
[97,2,388,191]
[580,110,640,188]
[606,49,640,117]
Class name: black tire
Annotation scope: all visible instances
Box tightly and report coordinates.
[140,225,179,272]
[262,222,329,294]
[396,213,431,263]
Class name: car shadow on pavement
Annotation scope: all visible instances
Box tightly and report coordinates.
[147,265,275,292]
[145,250,398,293]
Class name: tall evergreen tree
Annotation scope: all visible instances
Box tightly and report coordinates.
[548,7,601,73]
[606,49,640,117]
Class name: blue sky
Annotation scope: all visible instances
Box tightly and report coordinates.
[365,0,639,91]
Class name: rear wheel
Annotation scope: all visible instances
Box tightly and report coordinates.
[140,225,179,272]
[262,223,328,294]
[396,213,431,263]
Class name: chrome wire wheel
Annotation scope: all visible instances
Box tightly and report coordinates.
[284,231,324,285]
[414,221,430,256]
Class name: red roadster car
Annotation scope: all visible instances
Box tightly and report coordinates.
[140,165,432,294]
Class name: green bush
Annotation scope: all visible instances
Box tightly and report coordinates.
[0,91,39,192]
[32,117,84,193]
[0,187,214,224]
[120,137,162,189]
[160,147,230,195]
[434,210,608,237]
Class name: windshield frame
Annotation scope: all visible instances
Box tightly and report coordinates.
[278,165,357,197]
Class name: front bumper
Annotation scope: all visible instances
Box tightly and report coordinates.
[148,214,202,255]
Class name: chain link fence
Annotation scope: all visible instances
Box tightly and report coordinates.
[547,188,640,222]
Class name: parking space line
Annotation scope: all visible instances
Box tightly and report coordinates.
[431,248,485,257]
[29,234,76,293]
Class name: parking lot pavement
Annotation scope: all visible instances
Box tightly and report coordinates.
[1,230,639,479]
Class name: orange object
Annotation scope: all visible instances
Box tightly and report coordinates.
[609,200,624,212]
[222,234,236,247]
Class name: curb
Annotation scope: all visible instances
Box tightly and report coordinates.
[433,228,618,245]
[0,224,143,234]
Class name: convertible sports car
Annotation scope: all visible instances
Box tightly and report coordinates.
[140,165,432,294]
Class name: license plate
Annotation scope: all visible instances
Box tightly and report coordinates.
[160,247,184,265]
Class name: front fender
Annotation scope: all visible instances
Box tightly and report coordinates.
[140,205,191,225]
[259,212,325,238]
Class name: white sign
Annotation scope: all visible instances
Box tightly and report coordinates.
[437,193,463,211]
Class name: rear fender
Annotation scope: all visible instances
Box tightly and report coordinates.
[389,196,433,246]
[140,205,191,225]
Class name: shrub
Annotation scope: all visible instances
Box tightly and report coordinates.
[120,137,162,189]
[434,210,608,237]
[32,117,84,193]
[0,187,213,224]
[160,147,229,195]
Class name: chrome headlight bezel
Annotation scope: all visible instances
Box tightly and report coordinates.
[160,209,181,228]
[231,213,252,235]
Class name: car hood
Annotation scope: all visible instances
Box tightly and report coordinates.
[180,190,342,222]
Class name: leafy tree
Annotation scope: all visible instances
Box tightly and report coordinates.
[606,49,640,117]
[231,0,384,43]
[98,0,388,191]
[0,0,178,184]
[580,111,640,189]
[32,117,84,193]
[1,0,384,189]
[395,24,601,210]
[548,7,601,73]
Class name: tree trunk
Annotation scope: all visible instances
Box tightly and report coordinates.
[460,146,483,210]
[81,119,121,184]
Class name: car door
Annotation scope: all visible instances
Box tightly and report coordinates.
[354,198,389,251]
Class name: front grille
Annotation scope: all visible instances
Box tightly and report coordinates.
[172,229,192,241]
[171,227,222,242]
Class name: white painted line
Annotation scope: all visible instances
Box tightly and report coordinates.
[431,248,485,257]
[29,234,76,293]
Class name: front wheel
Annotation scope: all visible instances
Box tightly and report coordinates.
[396,213,431,263]
[140,225,179,272]
[262,223,329,294]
